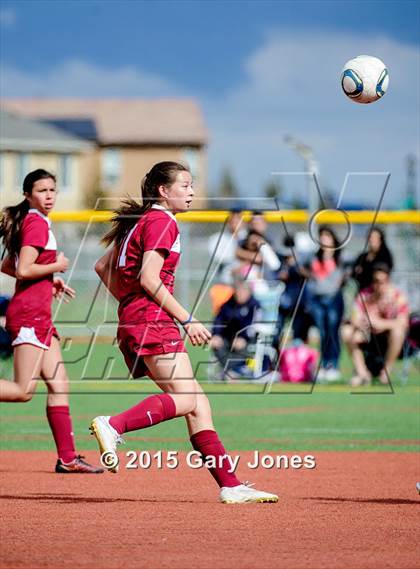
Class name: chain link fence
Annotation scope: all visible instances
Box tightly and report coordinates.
[2,216,418,337]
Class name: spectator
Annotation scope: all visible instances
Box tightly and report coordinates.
[234,230,280,289]
[210,279,261,379]
[342,263,409,386]
[208,209,248,313]
[353,226,394,290]
[306,226,345,381]
[208,209,247,286]
[236,211,279,280]
[248,210,268,236]
[273,235,312,346]
[0,295,12,359]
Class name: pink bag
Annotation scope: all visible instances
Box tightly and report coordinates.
[279,343,318,383]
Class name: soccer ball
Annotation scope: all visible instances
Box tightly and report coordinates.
[341,55,389,104]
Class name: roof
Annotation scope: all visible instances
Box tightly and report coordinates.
[2,99,208,146]
[0,110,93,152]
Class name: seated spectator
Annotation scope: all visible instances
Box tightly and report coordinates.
[342,263,409,386]
[353,226,394,290]
[210,279,261,379]
[273,235,312,347]
[305,226,345,382]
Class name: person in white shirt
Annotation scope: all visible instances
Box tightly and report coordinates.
[208,209,248,286]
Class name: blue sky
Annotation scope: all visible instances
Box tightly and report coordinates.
[1,0,419,206]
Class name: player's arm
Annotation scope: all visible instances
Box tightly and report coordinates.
[15,246,68,280]
[95,247,121,301]
[141,250,211,346]
[1,255,16,278]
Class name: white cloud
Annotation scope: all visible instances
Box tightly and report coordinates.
[0,31,418,207]
[205,30,419,206]
[0,60,180,98]
[0,7,16,28]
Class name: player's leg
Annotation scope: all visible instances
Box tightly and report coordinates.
[89,352,197,471]
[147,358,276,502]
[40,336,103,473]
[147,354,277,502]
[0,344,43,402]
[184,377,277,502]
[110,351,198,434]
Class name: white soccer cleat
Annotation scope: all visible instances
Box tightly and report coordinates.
[220,482,278,504]
[89,416,124,473]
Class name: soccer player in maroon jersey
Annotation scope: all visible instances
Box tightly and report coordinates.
[91,161,278,503]
[0,169,103,474]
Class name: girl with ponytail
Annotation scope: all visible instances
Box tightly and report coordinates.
[90,161,278,503]
[0,169,103,474]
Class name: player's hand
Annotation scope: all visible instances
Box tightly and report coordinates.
[184,320,212,346]
[56,252,69,273]
[52,277,76,303]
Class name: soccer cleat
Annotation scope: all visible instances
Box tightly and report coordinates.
[220,482,278,504]
[89,415,124,473]
[55,455,104,474]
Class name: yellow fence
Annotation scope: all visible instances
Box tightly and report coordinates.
[50,209,420,224]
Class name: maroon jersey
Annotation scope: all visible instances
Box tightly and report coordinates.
[116,204,181,324]
[6,209,57,329]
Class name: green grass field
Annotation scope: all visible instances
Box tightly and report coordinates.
[1,343,419,454]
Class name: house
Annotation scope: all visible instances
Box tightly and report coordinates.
[2,99,208,209]
[0,110,95,210]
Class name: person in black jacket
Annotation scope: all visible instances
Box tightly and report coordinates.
[210,279,261,377]
[0,296,12,359]
[353,227,394,291]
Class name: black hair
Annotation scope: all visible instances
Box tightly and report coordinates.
[372,262,391,276]
[315,225,341,263]
[368,226,392,260]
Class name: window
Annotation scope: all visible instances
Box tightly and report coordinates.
[183,147,199,179]
[101,148,121,188]
[59,154,73,192]
[16,153,30,189]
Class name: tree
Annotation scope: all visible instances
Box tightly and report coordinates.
[218,167,238,199]
[263,179,282,202]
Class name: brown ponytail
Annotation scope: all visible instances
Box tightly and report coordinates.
[0,168,55,257]
[102,161,189,247]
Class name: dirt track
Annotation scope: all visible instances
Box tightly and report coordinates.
[0,451,419,569]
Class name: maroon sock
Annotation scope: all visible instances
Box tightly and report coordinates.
[190,429,240,488]
[109,393,176,434]
[46,405,77,464]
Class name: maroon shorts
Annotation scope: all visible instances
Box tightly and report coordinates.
[117,320,187,379]
[7,324,59,350]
